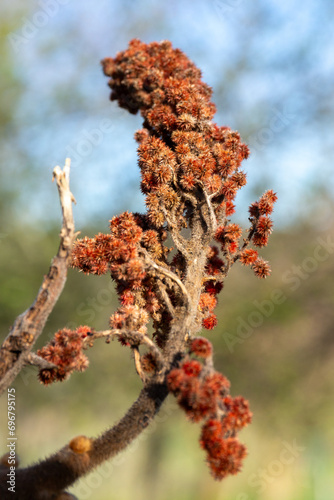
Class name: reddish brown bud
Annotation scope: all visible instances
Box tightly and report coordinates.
[252,258,271,278]
[190,337,213,358]
[202,313,218,330]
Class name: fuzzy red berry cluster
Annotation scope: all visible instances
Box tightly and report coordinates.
[71,41,277,336]
[167,337,252,479]
[52,39,277,482]
[37,326,91,384]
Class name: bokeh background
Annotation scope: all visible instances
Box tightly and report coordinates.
[1,1,334,499]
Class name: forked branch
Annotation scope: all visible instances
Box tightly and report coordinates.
[0,159,76,396]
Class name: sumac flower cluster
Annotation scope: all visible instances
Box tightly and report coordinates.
[39,39,277,483]
[37,326,91,384]
[167,337,252,479]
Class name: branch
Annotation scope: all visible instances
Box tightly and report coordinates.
[199,182,218,234]
[0,159,76,395]
[139,248,191,310]
[87,329,165,370]
[25,352,57,370]
[241,222,257,250]
[230,220,258,266]
[155,279,175,316]
[133,346,146,382]
[0,382,169,499]
[160,205,190,258]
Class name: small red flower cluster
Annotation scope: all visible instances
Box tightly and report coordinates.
[167,337,252,479]
[200,187,276,326]
[249,189,277,248]
[167,359,229,422]
[213,188,277,278]
[57,39,276,483]
[71,211,145,284]
[200,420,247,480]
[198,292,218,331]
[190,336,213,358]
[71,212,166,342]
[215,223,242,255]
[110,304,149,337]
[37,326,91,385]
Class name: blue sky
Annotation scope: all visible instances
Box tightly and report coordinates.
[1,0,334,231]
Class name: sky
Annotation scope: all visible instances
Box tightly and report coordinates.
[1,0,334,231]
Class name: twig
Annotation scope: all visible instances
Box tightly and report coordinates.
[160,205,190,258]
[0,159,76,396]
[230,220,258,266]
[180,189,198,206]
[155,280,175,316]
[139,248,191,310]
[84,329,119,343]
[24,352,57,370]
[241,222,257,249]
[199,183,218,233]
[132,346,146,383]
[88,329,165,369]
